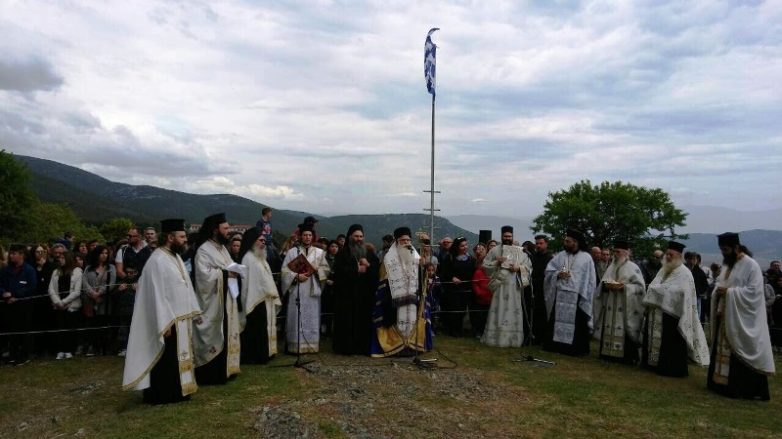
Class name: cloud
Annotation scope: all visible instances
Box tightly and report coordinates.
[1,0,781,219]
[0,57,63,92]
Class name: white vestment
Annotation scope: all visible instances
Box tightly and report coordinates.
[281,245,329,353]
[643,264,709,367]
[710,255,775,379]
[193,241,241,376]
[544,251,596,344]
[481,244,531,347]
[122,248,201,395]
[383,243,420,339]
[593,259,646,357]
[240,251,282,356]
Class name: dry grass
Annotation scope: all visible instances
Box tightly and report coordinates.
[0,337,780,438]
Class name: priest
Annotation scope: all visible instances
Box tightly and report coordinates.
[281,223,330,354]
[708,232,774,400]
[371,227,433,357]
[480,225,531,348]
[332,224,380,355]
[641,241,709,376]
[192,213,242,385]
[543,229,596,356]
[239,227,282,364]
[593,240,646,364]
[122,219,201,404]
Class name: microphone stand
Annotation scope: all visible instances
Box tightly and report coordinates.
[273,246,314,372]
[509,246,555,367]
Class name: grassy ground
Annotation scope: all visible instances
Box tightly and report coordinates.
[0,337,780,438]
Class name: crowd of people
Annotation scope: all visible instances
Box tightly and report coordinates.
[0,208,779,405]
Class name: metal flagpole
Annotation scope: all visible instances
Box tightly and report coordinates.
[424,28,440,245]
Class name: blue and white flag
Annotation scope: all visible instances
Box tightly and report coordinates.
[424,28,439,98]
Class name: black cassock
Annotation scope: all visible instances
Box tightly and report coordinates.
[641,312,688,377]
[543,302,591,356]
[332,248,379,355]
[241,302,271,364]
[143,326,190,405]
[707,316,770,400]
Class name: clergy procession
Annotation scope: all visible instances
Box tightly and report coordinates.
[108,212,777,405]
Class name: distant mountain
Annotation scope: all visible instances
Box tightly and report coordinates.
[17,155,475,246]
[680,230,782,268]
[678,206,782,233]
[449,213,781,267]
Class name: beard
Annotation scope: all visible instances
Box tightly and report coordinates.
[215,233,230,246]
[349,242,366,259]
[253,246,267,260]
[170,242,187,255]
[502,239,513,246]
[662,256,683,276]
[723,251,737,268]
[565,245,579,255]
[614,254,628,265]
[397,244,415,268]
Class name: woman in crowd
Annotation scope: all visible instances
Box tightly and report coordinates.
[82,245,116,356]
[471,243,492,338]
[48,251,83,360]
[439,237,476,337]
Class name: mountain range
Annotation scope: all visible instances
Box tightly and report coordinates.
[17,155,477,246]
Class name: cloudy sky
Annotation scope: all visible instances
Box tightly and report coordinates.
[1,0,780,220]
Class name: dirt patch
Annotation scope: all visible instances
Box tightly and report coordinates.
[251,360,526,438]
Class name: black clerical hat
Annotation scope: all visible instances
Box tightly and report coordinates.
[501,225,513,234]
[717,232,740,248]
[566,228,585,243]
[347,224,363,237]
[613,239,631,250]
[394,227,412,240]
[479,230,492,245]
[161,219,185,233]
[667,241,686,254]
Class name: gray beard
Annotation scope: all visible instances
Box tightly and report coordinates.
[662,258,683,277]
[349,242,366,259]
[614,255,628,266]
[397,244,415,268]
[253,247,267,261]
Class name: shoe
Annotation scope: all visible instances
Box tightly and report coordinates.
[117,350,127,357]
[64,352,73,359]
[56,352,65,360]
[15,358,30,366]
[86,347,95,357]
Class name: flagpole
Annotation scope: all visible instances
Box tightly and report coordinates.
[430,94,435,244]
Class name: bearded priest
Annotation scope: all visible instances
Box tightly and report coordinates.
[593,240,646,364]
[239,227,282,364]
[641,241,709,377]
[122,219,201,404]
[708,232,774,400]
[371,227,433,357]
[192,213,242,385]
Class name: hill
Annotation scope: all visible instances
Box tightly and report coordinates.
[17,155,475,246]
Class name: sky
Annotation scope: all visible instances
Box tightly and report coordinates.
[1,0,781,220]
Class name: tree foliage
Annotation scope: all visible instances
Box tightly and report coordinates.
[99,217,135,243]
[21,202,104,245]
[531,180,688,256]
[0,150,37,243]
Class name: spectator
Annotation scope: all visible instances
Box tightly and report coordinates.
[377,234,394,262]
[82,245,116,356]
[423,262,444,333]
[229,233,243,263]
[87,240,99,253]
[75,241,89,256]
[470,243,491,337]
[0,244,37,365]
[439,237,475,337]
[30,243,56,356]
[114,227,151,357]
[685,252,710,323]
[641,249,663,285]
[336,234,346,248]
[437,236,453,264]
[143,227,158,250]
[487,240,498,252]
[48,251,83,360]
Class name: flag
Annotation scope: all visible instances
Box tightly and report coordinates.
[424,28,439,98]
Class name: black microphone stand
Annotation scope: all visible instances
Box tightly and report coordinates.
[274,247,315,371]
[510,249,554,367]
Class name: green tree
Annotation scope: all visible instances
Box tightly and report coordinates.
[22,202,104,244]
[0,150,37,243]
[531,180,687,256]
[99,217,135,243]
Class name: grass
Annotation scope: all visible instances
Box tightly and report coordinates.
[0,337,780,438]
